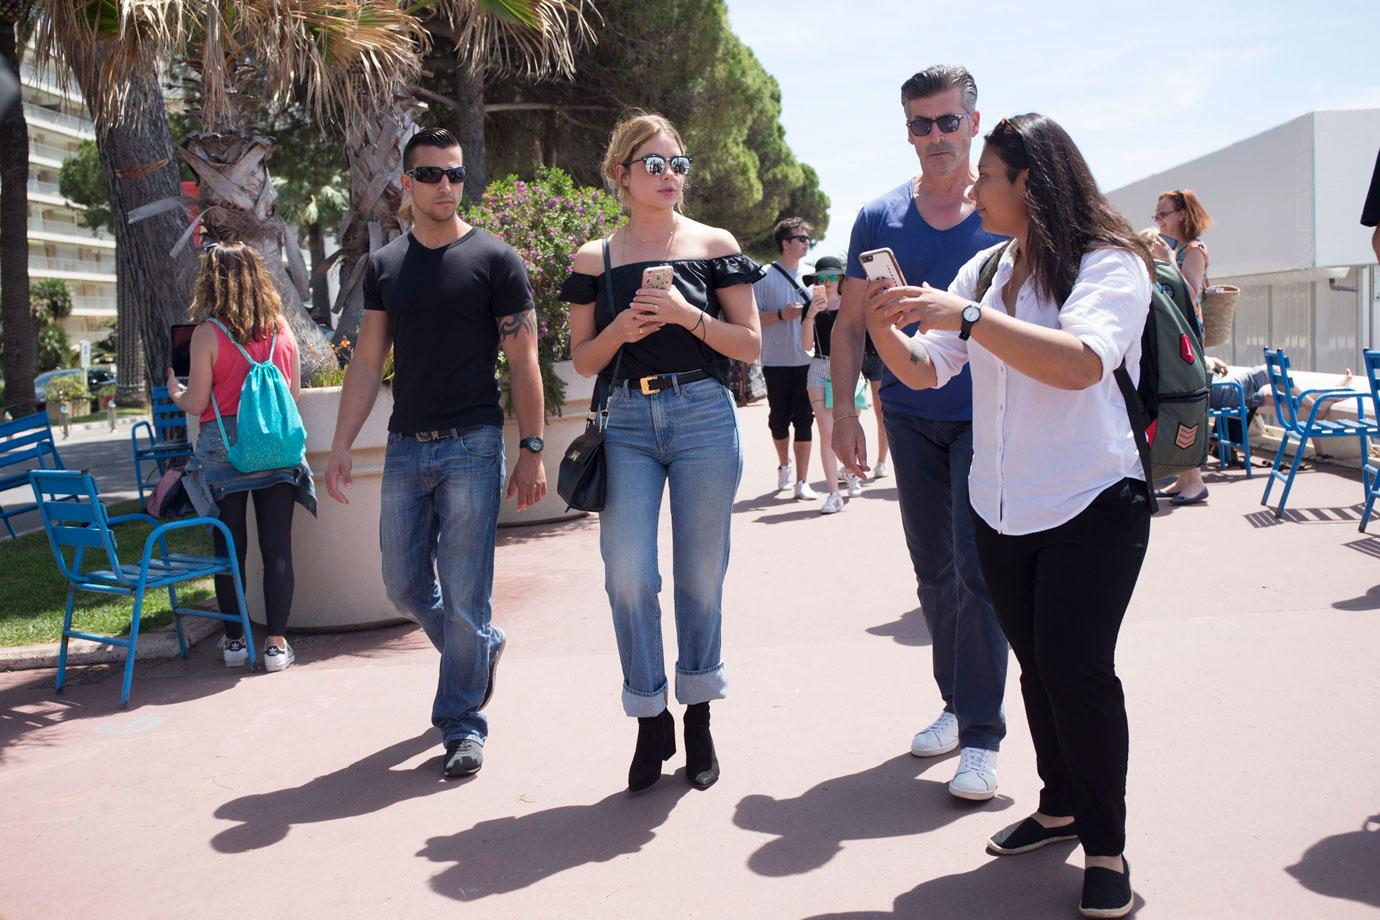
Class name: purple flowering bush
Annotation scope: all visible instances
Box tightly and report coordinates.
[466,168,623,415]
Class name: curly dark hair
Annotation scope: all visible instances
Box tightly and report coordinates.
[985,114,1152,304]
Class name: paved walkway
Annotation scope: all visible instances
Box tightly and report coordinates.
[2,402,1378,918]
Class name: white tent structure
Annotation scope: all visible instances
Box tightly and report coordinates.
[1108,109,1380,373]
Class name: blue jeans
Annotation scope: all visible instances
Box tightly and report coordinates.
[379,426,505,744]
[883,412,1007,751]
[601,377,742,716]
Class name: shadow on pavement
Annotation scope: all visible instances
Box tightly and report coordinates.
[211,732,450,852]
[419,779,691,900]
[800,849,1144,920]
[865,607,931,647]
[497,514,597,545]
[1332,578,1380,610]
[1341,537,1380,564]
[734,488,793,514]
[733,753,1012,877]
[1285,814,1380,908]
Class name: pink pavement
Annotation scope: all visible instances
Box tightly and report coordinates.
[2,401,1378,918]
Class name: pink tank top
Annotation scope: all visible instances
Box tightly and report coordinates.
[201,320,298,424]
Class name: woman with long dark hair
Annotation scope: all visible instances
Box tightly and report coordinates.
[863,114,1152,919]
[168,242,316,672]
[559,112,763,794]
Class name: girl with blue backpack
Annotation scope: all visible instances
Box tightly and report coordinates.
[167,242,316,673]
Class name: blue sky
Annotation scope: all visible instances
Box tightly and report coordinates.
[726,0,1380,262]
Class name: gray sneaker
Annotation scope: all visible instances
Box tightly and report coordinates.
[444,738,484,777]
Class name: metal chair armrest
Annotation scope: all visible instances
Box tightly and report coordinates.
[1211,380,1248,411]
[107,512,159,528]
[130,420,155,452]
[139,516,230,578]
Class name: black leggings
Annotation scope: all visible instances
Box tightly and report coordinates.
[763,364,813,442]
[971,478,1150,857]
[214,484,297,638]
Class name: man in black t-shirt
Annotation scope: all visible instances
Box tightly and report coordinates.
[325,128,545,778]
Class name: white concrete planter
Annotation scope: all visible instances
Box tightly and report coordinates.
[498,359,596,527]
[244,386,406,631]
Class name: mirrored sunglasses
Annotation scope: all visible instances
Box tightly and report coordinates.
[625,154,693,177]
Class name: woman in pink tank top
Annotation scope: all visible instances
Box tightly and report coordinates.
[166,242,315,673]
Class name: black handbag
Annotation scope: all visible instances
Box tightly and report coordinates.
[557,239,624,512]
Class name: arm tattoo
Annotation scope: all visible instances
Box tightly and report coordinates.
[907,338,931,366]
[497,309,537,344]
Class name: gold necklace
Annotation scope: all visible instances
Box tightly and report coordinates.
[625,215,678,245]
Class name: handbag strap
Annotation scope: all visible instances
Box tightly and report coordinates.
[770,261,812,305]
[594,238,624,429]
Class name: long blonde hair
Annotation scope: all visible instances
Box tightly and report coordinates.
[189,242,286,342]
[600,110,688,210]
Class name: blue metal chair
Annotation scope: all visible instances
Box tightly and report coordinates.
[1,412,67,539]
[1209,380,1253,476]
[28,469,255,708]
[130,386,193,504]
[1260,348,1374,518]
[1357,350,1380,533]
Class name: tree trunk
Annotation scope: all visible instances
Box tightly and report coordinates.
[0,20,36,418]
[456,64,487,204]
[331,84,418,344]
[57,34,194,396]
[307,220,330,326]
[179,130,335,380]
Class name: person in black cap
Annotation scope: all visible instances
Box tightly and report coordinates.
[801,255,863,513]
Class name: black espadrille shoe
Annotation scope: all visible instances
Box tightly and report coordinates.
[986,816,1079,856]
[1079,860,1133,919]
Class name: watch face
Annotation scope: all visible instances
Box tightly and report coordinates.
[963,304,982,323]
[522,437,544,452]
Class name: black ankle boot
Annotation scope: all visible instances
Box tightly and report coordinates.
[683,702,720,789]
[627,709,675,793]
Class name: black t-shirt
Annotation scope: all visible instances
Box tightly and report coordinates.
[363,229,533,433]
[1363,148,1380,228]
[558,254,764,383]
[812,309,836,358]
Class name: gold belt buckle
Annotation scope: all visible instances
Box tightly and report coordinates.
[639,375,658,395]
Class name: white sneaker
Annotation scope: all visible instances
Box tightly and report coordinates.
[820,491,845,514]
[847,474,864,498]
[910,711,959,757]
[777,464,794,491]
[219,635,248,668]
[837,468,849,485]
[948,747,998,800]
[263,642,295,673]
[793,480,818,501]
[874,460,891,479]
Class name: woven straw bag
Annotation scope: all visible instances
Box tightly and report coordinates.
[1200,285,1239,348]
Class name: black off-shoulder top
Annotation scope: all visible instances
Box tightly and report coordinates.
[557,254,765,384]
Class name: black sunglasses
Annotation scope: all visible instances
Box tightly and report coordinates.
[907,113,965,137]
[406,165,467,184]
[624,154,693,177]
[786,234,813,245]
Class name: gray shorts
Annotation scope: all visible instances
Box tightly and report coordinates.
[861,352,885,382]
[806,356,831,392]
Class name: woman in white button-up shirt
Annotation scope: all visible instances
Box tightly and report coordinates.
[863,114,1152,920]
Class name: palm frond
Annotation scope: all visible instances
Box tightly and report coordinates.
[428,0,597,79]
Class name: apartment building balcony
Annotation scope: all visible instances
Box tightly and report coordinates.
[22,101,95,140]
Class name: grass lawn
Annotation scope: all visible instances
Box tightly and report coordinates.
[0,500,216,647]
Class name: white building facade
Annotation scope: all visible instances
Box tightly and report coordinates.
[1108,109,1380,374]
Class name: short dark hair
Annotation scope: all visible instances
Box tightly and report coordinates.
[901,65,978,113]
[773,217,813,253]
[403,127,461,170]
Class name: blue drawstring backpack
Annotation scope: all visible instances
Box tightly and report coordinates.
[208,319,307,473]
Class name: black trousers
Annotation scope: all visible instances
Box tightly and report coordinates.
[214,483,298,638]
[763,364,813,442]
[971,478,1150,856]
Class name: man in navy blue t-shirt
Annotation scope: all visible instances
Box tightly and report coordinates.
[831,65,1009,801]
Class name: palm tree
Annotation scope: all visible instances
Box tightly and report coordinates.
[329,0,595,344]
[0,0,36,417]
[33,0,426,380]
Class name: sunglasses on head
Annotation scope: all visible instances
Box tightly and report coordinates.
[907,113,965,136]
[406,165,466,184]
[625,154,693,177]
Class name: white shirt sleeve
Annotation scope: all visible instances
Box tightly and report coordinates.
[1058,248,1152,384]
[915,246,998,389]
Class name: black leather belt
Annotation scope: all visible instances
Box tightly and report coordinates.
[406,426,482,442]
[616,369,713,395]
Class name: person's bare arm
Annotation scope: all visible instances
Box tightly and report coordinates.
[325,310,392,504]
[498,309,547,511]
[830,277,870,475]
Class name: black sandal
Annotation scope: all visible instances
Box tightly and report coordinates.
[985,816,1079,855]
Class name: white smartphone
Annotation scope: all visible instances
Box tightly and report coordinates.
[641,264,674,290]
[859,248,906,287]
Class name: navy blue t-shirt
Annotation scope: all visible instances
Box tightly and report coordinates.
[845,179,1005,420]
